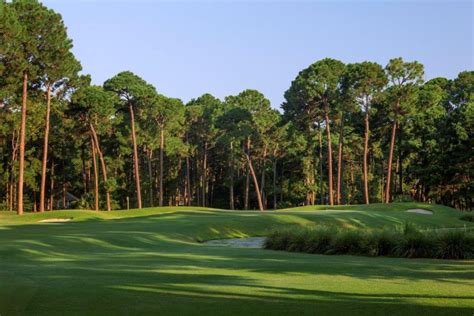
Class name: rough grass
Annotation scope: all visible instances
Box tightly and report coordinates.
[460,213,474,222]
[265,223,474,259]
[0,203,473,315]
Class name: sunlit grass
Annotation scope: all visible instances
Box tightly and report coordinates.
[0,203,473,315]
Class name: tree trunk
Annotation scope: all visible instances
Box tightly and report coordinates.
[363,110,370,204]
[62,181,66,209]
[91,139,99,211]
[318,125,324,204]
[17,71,28,215]
[229,141,235,210]
[10,131,19,212]
[324,110,334,206]
[273,157,277,210]
[245,139,263,211]
[130,103,142,209]
[39,85,52,213]
[244,139,250,210]
[49,162,55,210]
[185,154,191,206]
[336,113,344,205]
[244,167,250,209]
[90,124,111,211]
[201,141,208,207]
[81,146,88,194]
[210,177,215,207]
[397,123,403,195]
[147,148,154,207]
[196,157,201,206]
[86,159,91,194]
[260,144,267,210]
[159,124,164,206]
[381,160,385,202]
[385,119,397,203]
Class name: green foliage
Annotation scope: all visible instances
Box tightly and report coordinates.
[265,222,474,260]
[435,230,474,259]
[460,213,474,222]
[0,0,472,212]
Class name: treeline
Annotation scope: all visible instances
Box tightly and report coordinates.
[0,1,472,214]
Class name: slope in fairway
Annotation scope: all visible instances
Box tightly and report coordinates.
[0,203,473,315]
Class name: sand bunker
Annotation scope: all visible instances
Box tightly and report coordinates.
[203,237,265,248]
[39,217,72,223]
[406,209,433,215]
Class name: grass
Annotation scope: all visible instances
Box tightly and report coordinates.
[0,203,473,315]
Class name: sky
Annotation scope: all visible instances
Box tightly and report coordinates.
[43,0,473,109]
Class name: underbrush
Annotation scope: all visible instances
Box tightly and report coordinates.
[460,213,474,222]
[264,223,474,260]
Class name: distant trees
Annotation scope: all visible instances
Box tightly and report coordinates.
[0,0,81,214]
[104,71,157,209]
[384,58,424,203]
[0,1,472,214]
[69,85,117,211]
[284,58,346,206]
[342,62,387,204]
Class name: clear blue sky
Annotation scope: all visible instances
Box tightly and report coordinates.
[44,0,473,108]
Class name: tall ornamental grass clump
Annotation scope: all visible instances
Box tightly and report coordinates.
[264,224,474,260]
[435,230,474,259]
[460,213,474,222]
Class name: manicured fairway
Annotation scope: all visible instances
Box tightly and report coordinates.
[0,203,473,315]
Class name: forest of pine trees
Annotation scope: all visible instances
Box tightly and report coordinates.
[1,1,473,214]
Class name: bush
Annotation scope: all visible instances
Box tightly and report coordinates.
[328,230,369,255]
[304,226,336,254]
[460,213,474,222]
[264,228,293,250]
[264,224,474,260]
[435,230,474,259]
[395,230,436,258]
[287,228,313,252]
[367,229,400,257]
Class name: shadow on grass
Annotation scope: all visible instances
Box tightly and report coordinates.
[0,211,473,315]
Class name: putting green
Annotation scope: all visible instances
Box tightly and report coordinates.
[0,203,473,315]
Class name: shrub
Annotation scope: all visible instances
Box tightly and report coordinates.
[400,222,420,236]
[396,230,436,258]
[264,224,474,260]
[435,230,474,259]
[460,213,474,222]
[287,228,313,252]
[304,226,336,254]
[328,230,369,255]
[264,228,293,250]
[367,229,400,257]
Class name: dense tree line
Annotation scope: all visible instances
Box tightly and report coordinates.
[1,1,472,214]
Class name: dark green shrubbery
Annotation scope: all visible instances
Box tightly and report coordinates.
[460,213,474,222]
[328,230,369,255]
[395,230,436,258]
[264,224,474,260]
[435,230,474,259]
[305,226,336,254]
[367,229,400,256]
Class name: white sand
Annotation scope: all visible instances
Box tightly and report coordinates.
[203,237,265,248]
[39,218,72,223]
[406,209,433,215]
